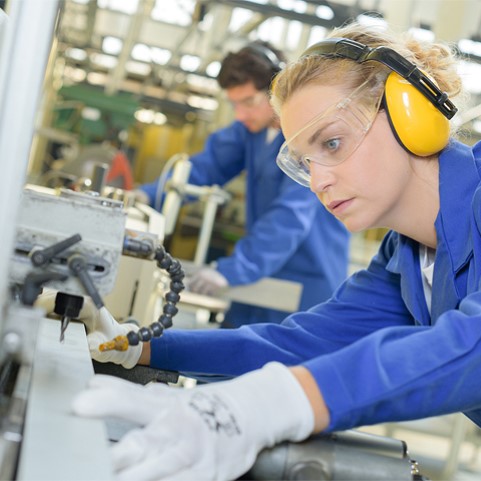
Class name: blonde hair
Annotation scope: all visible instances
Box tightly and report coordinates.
[271,22,463,120]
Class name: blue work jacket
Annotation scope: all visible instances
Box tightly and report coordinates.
[152,139,481,431]
[141,121,350,324]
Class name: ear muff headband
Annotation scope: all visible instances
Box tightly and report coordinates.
[246,43,286,74]
[301,38,457,156]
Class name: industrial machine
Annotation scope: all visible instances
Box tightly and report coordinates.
[0,184,186,480]
[0,186,128,479]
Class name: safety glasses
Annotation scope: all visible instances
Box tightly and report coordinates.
[228,90,269,111]
[276,77,384,187]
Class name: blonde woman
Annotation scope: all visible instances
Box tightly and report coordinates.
[72,23,479,481]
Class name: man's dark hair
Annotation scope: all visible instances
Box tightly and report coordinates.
[217,41,286,91]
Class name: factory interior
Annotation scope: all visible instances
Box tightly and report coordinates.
[2,0,481,480]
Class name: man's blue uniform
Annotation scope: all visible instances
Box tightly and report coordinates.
[140,121,350,325]
[150,140,481,431]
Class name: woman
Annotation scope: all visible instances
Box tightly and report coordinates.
[70,22,481,481]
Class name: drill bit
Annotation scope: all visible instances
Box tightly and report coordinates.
[60,316,70,342]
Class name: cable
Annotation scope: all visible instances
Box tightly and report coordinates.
[99,240,185,352]
[126,245,184,345]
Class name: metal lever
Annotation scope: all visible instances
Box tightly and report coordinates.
[21,271,68,306]
[64,254,105,343]
[30,233,82,267]
[68,254,104,309]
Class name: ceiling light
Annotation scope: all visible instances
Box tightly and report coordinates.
[87,72,107,85]
[257,17,284,45]
[153,112,167,125]
[408,27,434,42]
[102,36,122,56]
[356,13,387,29]
[126,61,151,76]
[187,95,218,110]
[278,0,306,14]
[186,74,218,91]
[152,47,171,65]
[308,26,328,46]
[152,0,195,26]
[206,61,221,78]
[135,109,155,124]
[98,0,139,15]
[90,53,118,69]
[228,8,253,32]
[198,12,213,32]
[82,107,101,121]
[316,5,334,20]
[64,66,87,83]
[132,43,151,63]
[65,48,87,62]
[180,55,201,72]
[285,21,303,50]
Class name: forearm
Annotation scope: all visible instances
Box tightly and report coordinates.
[290,366,329,433]
[138,341,151,365]
[141,337,327,431]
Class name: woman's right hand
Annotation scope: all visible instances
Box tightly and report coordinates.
[35,290,142,368]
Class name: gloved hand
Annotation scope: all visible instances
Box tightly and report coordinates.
[187,266,228,296]
[35,290,142,369]
[132,189,150,206]
[72,362,314,481]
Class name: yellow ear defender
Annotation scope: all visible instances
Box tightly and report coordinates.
[384,72,450,156]
[301,38,457,157]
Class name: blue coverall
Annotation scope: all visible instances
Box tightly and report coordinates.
[151,140,481,431]
[140,121,350,325]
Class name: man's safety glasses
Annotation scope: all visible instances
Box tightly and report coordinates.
[228,90,268,111]
[276,78,384,187]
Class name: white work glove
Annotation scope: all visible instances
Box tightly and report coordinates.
[132,189,150,205]
[188,266,228,296]
[35,290,141,369]
[71,362,314,481]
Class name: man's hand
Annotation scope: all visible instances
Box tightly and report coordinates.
[187,267,228,296]
[132,189,150,205]
[72,362,314,480]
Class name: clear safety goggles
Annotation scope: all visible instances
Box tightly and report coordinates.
[276,78,384,187]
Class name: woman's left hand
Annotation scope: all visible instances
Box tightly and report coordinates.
[71,363,314,480]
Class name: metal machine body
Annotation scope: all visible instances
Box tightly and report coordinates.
[1,184,181,479]
[0,186,130,480]
[247,430,427,481]
[12,186,126,297]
